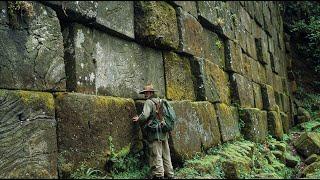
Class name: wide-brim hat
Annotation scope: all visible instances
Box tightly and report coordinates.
[139,84,158,94]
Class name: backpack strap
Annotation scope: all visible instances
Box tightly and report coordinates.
[150,98,163,121]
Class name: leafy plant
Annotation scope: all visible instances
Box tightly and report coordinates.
[70,163,107,179]
[282,2,320,86]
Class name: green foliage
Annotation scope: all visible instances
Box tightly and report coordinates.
[70,164,108,179]
[282,2,320,75]
[107,136,149,179]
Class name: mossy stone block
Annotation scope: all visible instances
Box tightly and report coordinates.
[239,108,268,143]
[55,92,136,175]
[215,103,241,142]
[134,1,179,49]
[163,52,196,101]
[0,89,57,179]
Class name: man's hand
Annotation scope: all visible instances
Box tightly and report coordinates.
[132,115,139,122]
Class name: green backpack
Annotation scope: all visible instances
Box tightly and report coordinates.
[146,98,176,133]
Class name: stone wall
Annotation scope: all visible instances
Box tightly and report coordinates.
[0,1,295,178]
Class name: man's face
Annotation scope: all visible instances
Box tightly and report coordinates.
[144,91,153,99]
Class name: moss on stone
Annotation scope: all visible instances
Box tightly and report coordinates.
[17,90,54,111]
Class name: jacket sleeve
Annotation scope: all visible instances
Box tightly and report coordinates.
[138,99,153,125]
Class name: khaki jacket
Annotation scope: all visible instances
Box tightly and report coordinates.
[139,97,168,142]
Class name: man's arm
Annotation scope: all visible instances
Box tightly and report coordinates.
[132,100,153,124]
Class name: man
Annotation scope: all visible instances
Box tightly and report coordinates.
[132,84,174,179]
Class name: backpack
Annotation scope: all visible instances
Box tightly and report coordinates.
[145,98,176,133]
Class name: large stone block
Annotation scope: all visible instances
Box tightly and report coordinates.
[262,2,272,35]
[55,92,136,176]
[43,1,134,39]
[63,23,165,99]
[134,1,179,49]
[202,28,225,68]
[191,58,231,104]
[41,1,97,22]
[242,53,253,80]
[246,34,258,60]
[172,1,197,18]
[265,65,274,86]
[258,61,267,84]
[163,52,196,101]
[273,73,283,93]
[170,101,221,159]
[239,6,252,34]
[253,2,264,27]
[239,108,268,143]
[281,93,290,113]
[252,82,263,109]
[255,33,269,65]
[231,73,254,108]
[261,84,277,111]
[177,7,204,57]
[280,112,290,134]
[0,89,57,179]
[267,111,284,140]
[215,103,241,142]
[274,91,284,112]
[0,1,65,91]
[96,1,134,39]
[225,40,245,75]
[270,50,281,74]
[198,1,235,40]
[294,132,320,158]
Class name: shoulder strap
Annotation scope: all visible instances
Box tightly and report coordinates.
[150,98,163,121]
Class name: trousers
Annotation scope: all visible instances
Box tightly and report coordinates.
[148,138,174,178]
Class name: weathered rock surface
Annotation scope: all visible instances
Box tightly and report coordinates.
[177,7,204,57]
[134,1,179,49]
[202,28,225,68]
[63,23,165,99]
[0,1,65,91]
[267,111,284,140]
[239,108,268,143]
[96,1,134,39]
[170,101,221,160]
[0,89,57,179]
[41,1,97,22]
[191,58,231,104]
[215,103,241,142]
[261,84,277,111]
[163,52,196,101]
[172,1,197,18]
[55,92,136,176]
[294,132,320,158]
[230,73,254,108]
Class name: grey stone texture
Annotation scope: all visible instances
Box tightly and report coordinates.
[177,7,204,57]
[0,1,65,91]
[191,58,231,104]
[215,103,241,142]
[231,73,254,108]
[96,1,134,39]
[202,28,225,68]
[198,1,236,40]
[63,23,165,99]
[163,52,196,101]
[261,84,277,111]
[134,1,179,49]
[240,108,268,143]
[172,1,197,18]
[267,111,284,140]
[0,89,57,179]
[55,92,137,176]
[170,101,221,160]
